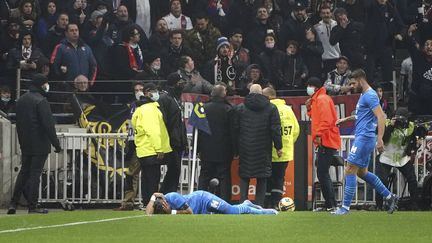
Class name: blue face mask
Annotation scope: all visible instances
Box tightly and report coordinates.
[150,92,160,102]
[306,86,315,96]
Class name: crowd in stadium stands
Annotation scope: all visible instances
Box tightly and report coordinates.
[1,0,432,117]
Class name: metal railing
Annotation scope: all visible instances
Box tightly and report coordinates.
[312,135,432,208]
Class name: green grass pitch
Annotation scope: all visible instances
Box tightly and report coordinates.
[1,210,431,242]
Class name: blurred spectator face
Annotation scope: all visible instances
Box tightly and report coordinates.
[134,83,144,98]
[294,9,307,22]
[195,18,209,32]
[117,6,129,21]
[130,29,140,43]
[286,44,297,55]
[256,8,269,21]
[170,33,183,48]
[376,87,383,99]
[170,0,182,16]
[74,75,89,91]
[229,33,243,48]
[250,68,260,82]
[8,22,20,38]
[376,0,387,5]
[93,16,103,28]
[320,8,332,23]
[424,40,432,57]
[47,2,56,15]
[305,29,316,41]
[66,24,79,42]
[336,59,349,73]
[22,2,33,15]
[335,13,349,25]
[82,0,87,9]
[264,36,275,49]
[184,56,195,71]
[1,90,11,101]
[156,19,168,33]
[151,58,161,70]
[218,45,230,57]
[57,14,69,29]
[74,0,83,10]
[22,34,32,48]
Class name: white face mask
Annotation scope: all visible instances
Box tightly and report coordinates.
[265,42,275,49]
[151,64,161,71]
[43,84,50,93]
[150,92,160,102]
[306,86,315,96]
[1,97,11,102]
[135,91,144,100]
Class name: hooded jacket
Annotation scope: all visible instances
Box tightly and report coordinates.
[307,87,341,150]
[16,85,61,155]
[234,93,282,178]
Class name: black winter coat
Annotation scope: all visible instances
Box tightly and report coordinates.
[198,96,234,163]
[16,85,61,155]
[301,40,324,78]
[158,92,187,151]
[234,94,282,178]
[257,48,285,89]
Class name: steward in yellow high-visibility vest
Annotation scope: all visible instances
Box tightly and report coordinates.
[263,87,300,209]
[131,83,172,205]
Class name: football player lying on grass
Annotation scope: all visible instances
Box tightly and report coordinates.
[146,191,278,215]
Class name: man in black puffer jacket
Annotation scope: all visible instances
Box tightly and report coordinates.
[7,74,61,215]
[234,84,282,207]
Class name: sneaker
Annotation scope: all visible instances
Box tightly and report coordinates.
[262,208,279,215]
[326,207,337,213]
[28,208,49,214]
[386,194,399,214]
[243,200,263,210]
[331,207,349,215]
[7,205,16,215]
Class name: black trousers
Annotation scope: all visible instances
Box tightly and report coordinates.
[365,48,393,83]
[375,161,418,208]
[316,146,337,208]
[11,154,48,209]
[160,150,182,193]
[265,162,288,208]
[198,160,232,202]
[139,156,161,206]
[240,177,267,207]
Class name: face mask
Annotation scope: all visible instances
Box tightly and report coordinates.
[1,97,11,102]
[265,42,275,49]
[150,92,160,101]
[43,84,50,93]
[151,64,161,71]
[135,91,144,100]
[306,86,315,96]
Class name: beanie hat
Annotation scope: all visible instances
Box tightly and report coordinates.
[90,9,107,22]
[32,73,49,87]
[229,28,243,38]
[306,77,323,88]
[167,72,182,86]
[144,52,160,64]
[143,82,157,92]
[216,36,230,51]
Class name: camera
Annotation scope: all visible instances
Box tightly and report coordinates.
[393,115,408,129]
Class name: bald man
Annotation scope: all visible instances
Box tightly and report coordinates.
[233,84,282,206]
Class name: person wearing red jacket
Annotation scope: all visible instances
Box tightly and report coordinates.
[306,77,341,211]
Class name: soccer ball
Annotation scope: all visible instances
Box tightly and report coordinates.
[278,197,295,211]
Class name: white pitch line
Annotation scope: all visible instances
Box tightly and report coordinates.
[0,214,147,234]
